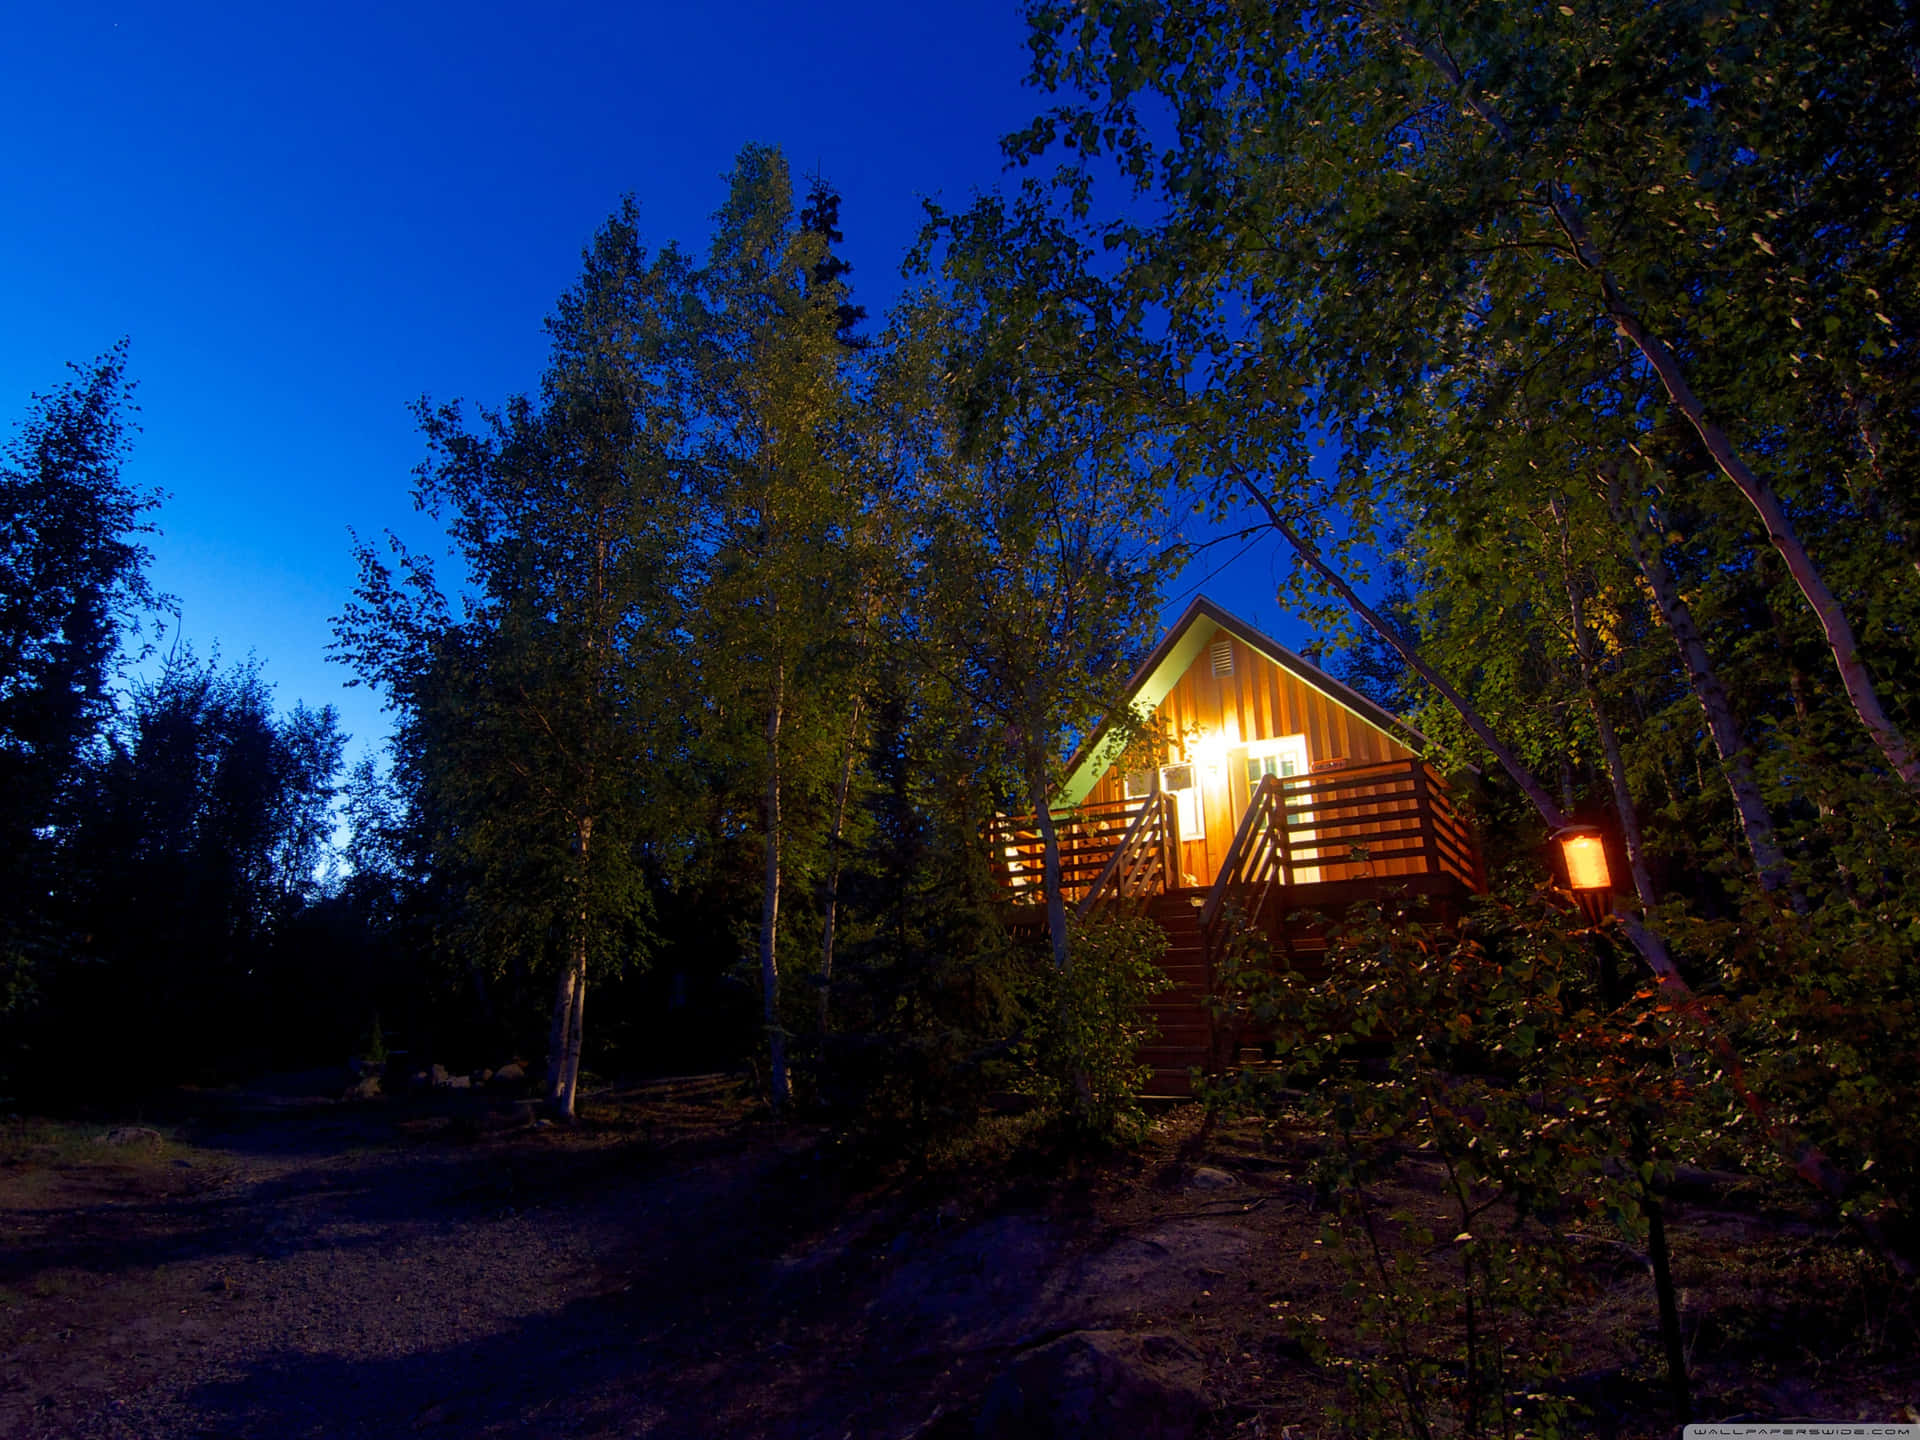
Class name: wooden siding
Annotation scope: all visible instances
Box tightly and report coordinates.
[1084,625,1419,887]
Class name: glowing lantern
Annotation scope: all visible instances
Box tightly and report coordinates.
[1555,825,1612,925]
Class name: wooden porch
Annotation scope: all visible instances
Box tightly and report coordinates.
[989,757,1485,1097]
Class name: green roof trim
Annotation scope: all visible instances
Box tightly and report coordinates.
[1053,596,1427,808]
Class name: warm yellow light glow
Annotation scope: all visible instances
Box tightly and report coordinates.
[1560,833,1611,892]
[1194,731,1230,775]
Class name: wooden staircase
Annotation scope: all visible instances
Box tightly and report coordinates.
[1138,892,1213,1100]
[999,759,1486,1102]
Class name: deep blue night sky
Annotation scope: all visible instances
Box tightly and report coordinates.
[4,1,1302,764]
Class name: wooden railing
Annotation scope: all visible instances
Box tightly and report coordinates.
[1199,758,1483,976]
[1078,789,1178,919]
[1274,758,1482,891]
[988,795,1158,910]
[1198,771,1291,972]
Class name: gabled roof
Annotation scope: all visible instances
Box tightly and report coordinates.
[1054,596,1427,807]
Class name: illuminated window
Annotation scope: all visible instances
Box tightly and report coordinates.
[1128,764,1203,840]
[1245,750,1303,790]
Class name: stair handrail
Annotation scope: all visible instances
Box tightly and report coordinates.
[1078,778,1167,919]
[1198,771,1287,937]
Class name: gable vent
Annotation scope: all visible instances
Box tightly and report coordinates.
[1209,639,1235,676]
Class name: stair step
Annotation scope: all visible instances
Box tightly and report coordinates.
[1142,1067,1199,1099]
[1139,1051,1210,1070]
[1140,1030,1209,1047]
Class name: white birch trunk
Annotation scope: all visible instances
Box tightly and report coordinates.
[559,963,585,1118]
[546,811,594,1119]
[1608,479,1804,908]
[544,960,578,1109]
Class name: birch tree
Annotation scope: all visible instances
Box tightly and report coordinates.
[337,201,689,1119]
[691,148,867,1110]
[910,188,1172,972]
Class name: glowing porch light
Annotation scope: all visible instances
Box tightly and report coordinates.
[1193,730,1231,776]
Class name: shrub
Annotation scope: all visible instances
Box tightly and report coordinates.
[1020,914,1170,1143]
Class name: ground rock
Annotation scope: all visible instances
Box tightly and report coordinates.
[1186,1167,1236,1190]
[976,1330,1207,1439]
[493,1062,525,1084]
[869,1215,1064,1350]
[429,1063,451,1088]
[343,1074,382,1101]
[445,1074,471,1090]
[1068,1218,1252,1318]
[94,1126,164,1147]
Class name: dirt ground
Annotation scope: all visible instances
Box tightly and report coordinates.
[0,1074,1913,1439]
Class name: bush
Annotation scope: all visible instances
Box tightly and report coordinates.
[1020,915,1170,1143]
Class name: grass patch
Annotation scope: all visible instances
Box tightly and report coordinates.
[0,1117,175,1168]
[918,1107,1056,1176]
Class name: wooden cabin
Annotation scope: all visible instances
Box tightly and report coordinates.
[989,597,1485,1097]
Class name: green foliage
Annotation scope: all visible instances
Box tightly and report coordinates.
[35,648,350,1093]
[1019,915,1170,1143]
[905,187,1176,968]
[1016,0,1920,1281]
[689,147,878,1106]
[335,198,696,1095]
[361,1013,387,1067]
[1207,891,1723,1436]
[789,675,1017,1133]
[0,344,158,1076]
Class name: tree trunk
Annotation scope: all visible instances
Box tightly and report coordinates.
[545,959,578,1109]
[818,696,864,1030]
[558,959,586,1118]
[1026,737,1071,972]
[546,811,593,1120]
[1400,24,1920,790]
[1605,303,1919,789]
[1236,472,1571,829]
[1629,1114,1693,1423]
[759,664,789,1110]
[1606,474,1804,909]
[1646,1192,1691,1421]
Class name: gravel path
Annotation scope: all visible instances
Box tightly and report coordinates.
[9,1076,1891,1438]
[0,1077,828,1439]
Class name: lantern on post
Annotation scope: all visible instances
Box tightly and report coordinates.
[1554,824,1613,927]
